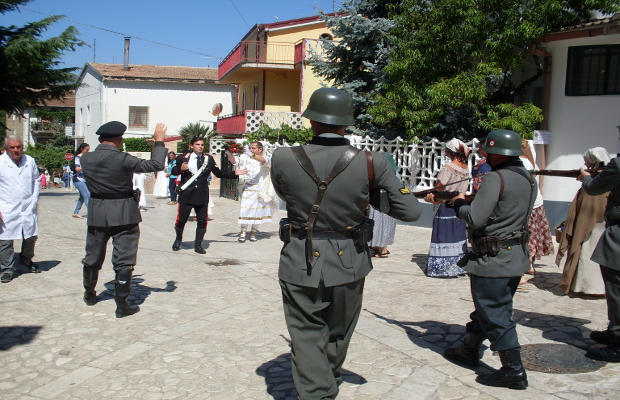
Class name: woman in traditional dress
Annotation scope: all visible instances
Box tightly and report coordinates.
[152,153,170,198]
[228,142,277,242]
[132,172,147,212]
[424,138,471,277]
[369,153,399,258]
[519,139,554,282]
[557,147,611,297]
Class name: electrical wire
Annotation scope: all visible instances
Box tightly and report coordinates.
[7,3,222,60]
[227,0,251,29]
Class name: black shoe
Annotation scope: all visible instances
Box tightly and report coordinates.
[1,270,14,283]
[476,350,528,390]
[590,330,614,346]
[194,228,206,254]
[116,305,140,318]
[114,266,140,318]
[20,259,41,273]
[172,239,182,251]
[444,334,485,367]
[586,346,620,362]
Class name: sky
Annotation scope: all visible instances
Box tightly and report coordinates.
[5,0,342,70]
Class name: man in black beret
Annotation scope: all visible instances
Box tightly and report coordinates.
[80,121,168,317]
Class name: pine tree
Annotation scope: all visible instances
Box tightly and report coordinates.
[308,0,400,137]
[0,0,86,115]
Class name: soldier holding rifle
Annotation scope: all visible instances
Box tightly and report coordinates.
[443,129,536,390]
[579,155,620,362]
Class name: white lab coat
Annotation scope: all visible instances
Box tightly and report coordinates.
[0,152,41,240]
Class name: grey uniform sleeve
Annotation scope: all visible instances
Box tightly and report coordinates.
[372,154,421,222]
[583,158,620,196]
[127,142,167,173]
[456,171,501,229]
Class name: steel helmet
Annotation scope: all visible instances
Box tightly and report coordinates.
[302,88,355,126]
[483,129,524,157]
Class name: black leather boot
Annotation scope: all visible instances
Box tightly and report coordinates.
[444,333,486,367]
[83,264,99,306]
[114,266,140,318]
[194,228,207,254]
[172,226,183,251]
[476,349,528,389]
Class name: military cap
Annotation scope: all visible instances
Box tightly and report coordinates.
[96,121,127,137]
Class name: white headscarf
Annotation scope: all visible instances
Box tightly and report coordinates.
[583,147,611,167]
[445,138,471,157]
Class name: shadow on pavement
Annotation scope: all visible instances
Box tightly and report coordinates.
[410,253,427,272]
[256,352,366,399]
[98,275,177,305]
[39,191,76,197]
[525,270,566,297]
[0,326,43,351]
[514,309,596,349]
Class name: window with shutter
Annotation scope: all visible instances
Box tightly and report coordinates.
[128,106,149,130]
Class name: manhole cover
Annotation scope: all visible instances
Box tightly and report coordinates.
[205,259,241,266]
[521,343,606,373]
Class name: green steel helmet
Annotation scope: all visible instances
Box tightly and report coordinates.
[483,129,524,156]
[302,88,355,126]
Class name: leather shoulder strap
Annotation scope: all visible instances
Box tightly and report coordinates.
[365,151,374,189]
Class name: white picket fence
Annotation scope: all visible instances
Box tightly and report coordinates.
[210,136,482,191]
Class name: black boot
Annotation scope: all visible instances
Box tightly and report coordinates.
[476,349,528,390]
[194,228,206,254]
[114,266,140,318]
[444,333,486,367]
[172,226,183,251]
[83,264,99,306]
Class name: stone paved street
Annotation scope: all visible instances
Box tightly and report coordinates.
[1,187,619,399]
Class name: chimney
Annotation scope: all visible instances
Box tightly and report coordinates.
[123,37,130,70]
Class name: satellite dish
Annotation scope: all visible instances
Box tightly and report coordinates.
[211,103,223,116]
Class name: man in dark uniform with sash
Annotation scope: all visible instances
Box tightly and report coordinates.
[271,88,421,400]
[445,129,536,390]
[81,121,167,318]
[171,137,245,254]
[579,157,620,362]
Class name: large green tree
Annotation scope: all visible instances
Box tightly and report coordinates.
[0,0,86,115]
[308,0,399,137]
[370,0,620,141]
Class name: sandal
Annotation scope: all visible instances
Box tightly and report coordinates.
[373,253,389,258]
[72,214,84,219]
[525,268,535,275]
[249,235,257,242]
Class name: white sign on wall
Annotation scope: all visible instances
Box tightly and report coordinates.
[533,130,552,145]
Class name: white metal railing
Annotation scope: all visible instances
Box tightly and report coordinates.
[209,136,482,191]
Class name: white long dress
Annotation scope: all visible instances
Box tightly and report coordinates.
[153,168,169,198]
[234,154,276,225]
[133,173,147,208]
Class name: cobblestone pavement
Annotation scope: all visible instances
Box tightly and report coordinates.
[1,187,619,399]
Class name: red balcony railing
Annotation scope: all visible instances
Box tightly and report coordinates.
[219,41,297,80]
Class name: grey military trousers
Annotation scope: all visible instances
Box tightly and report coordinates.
[83,224,140,272]
[466,274,522,352]
[601,266,620,345]
[280,278,365,400]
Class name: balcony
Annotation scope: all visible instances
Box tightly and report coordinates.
[218,41,302,83]
[31,121,65,133]
[217,110,303,135]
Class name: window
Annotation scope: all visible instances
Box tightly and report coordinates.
[128,106,149,130]
[319,33,333,40]
[86,105,91,126]
[566,45,620,96]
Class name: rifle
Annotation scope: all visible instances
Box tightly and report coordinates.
[532,167,602,178]
[413,190,475,202]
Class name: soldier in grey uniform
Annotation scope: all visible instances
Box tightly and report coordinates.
[271,88,421,400]
[445,130,536,390]
[80,121,167,318]
[579,158,620,362]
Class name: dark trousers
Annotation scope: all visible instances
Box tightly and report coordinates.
[601,265,620,345]
[175,202,208,230]
[83,224,139,272]
[466,274,521,351]
[280,278,365,400]
[0,236,37,271]
[168,178,177,202]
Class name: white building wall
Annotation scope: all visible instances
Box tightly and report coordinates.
[542,35,620,204]
[75,65,105,144]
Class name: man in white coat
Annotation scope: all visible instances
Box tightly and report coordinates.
[0,135,41,283]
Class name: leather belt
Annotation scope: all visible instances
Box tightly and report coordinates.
[91,191,134,199]
[291,228,351,240]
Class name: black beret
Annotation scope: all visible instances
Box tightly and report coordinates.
[96,121,127,137]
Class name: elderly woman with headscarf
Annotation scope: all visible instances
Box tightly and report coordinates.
[557,147,611,297]
[424,138,471,277]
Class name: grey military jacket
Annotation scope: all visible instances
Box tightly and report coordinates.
[82,142,167,227]
[455,161,536,277]
[582,157,620,271]
[271,134,421,288]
